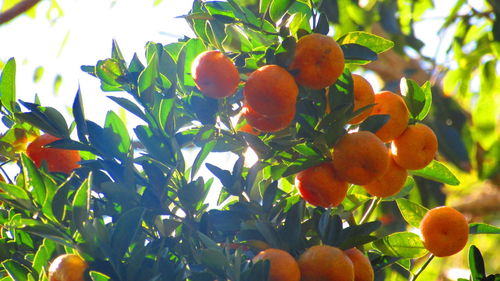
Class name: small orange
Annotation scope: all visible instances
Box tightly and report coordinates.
[344,248,374,281]
[191,50,240,98]
[295,162,348,207]
[420,206,469,257]
[391,123,438,170]
[362,153,407,198]
[48,254,88,281]
[26,134,81,174]
[298,245,354,281]
[241,103,295,133]
[252,248,301,281]
[290,33,345,90]
[348,74,375,125]
[332,131,389,185]
[368,91,409,142]
[243,65,298,116]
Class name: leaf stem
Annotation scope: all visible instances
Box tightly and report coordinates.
[359,197,381,224]
[410,254,435,281]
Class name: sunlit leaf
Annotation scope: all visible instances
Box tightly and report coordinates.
[396,198,429,228]
[409,160,460,186]
[338,31,394,54]
[469,223,500,234]
[372,232,427,258]
[0,58,16,113]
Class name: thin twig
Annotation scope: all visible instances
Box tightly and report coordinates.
[0,0,41,25]
[359,197,381,224]
[409,254,435,281]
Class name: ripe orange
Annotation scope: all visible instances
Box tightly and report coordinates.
[252,248,301,281]
[362,152,407,198]
[290,33,345,89]
[48,254,88,281]
[368,91,409,142]
[391,123,438,170]
[241,104,295,133]
[420,206,469,257]
[191,50,240,98]
[243,65,298,116]
[348,74,375,125]
[298,245,354,281]
[344,248,374,281]
[332,131,389,185]
[295,162,348,207]
[26,134,81,174]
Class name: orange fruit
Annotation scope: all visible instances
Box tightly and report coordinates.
[191,50,240,98]
[332,131,389,185]
[26,134,81,174]
[290,33,345,90]
[48,254,88,281]
[348,74,375,125]
[252,248,301,281]
[243,65,298,116]
[368,91,409,142]
[298,245,354,281]
[295,162,348,207]
[420,206,469,257]
[241,103,295,133]
[391,123,438,170]
[362,153,407,198]
[344,248,374,281]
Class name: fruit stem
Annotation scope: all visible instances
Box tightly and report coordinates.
[359,197,381,224]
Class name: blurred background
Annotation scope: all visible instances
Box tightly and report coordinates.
[0,0,498,280]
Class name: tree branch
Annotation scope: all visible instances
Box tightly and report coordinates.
[0,0,41,25]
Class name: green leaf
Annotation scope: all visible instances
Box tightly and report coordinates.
[192,140,217,180]
[396,198,429,228]
[341,44,378,64]
[96,59,126,89]
[105,111,131,155]
[269,0,296,22]
[138,52,159,96]
[33,66,44,83]
[469,245,486,281]
[107,96,147,121]
[21,154,46,208]
[400,78,432,120]
[72,176,91,233]
[359,114,389,134]
[338,31,394,54]
[32,239,56,275]
[2,259,30,281]
[469,223,500,234]
[409,160,460,185]
[90,271,112,281]
[177,38,206,89]
[73,88,88,143]
[372,232,427,258]
[111,207,145,260]
[0,58,16,114]
[0,175,34,210]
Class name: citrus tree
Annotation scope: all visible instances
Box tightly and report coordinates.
[0,1,499,281]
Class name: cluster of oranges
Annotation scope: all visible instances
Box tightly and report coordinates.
[253,245,373,281]
[191,33,344,133]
